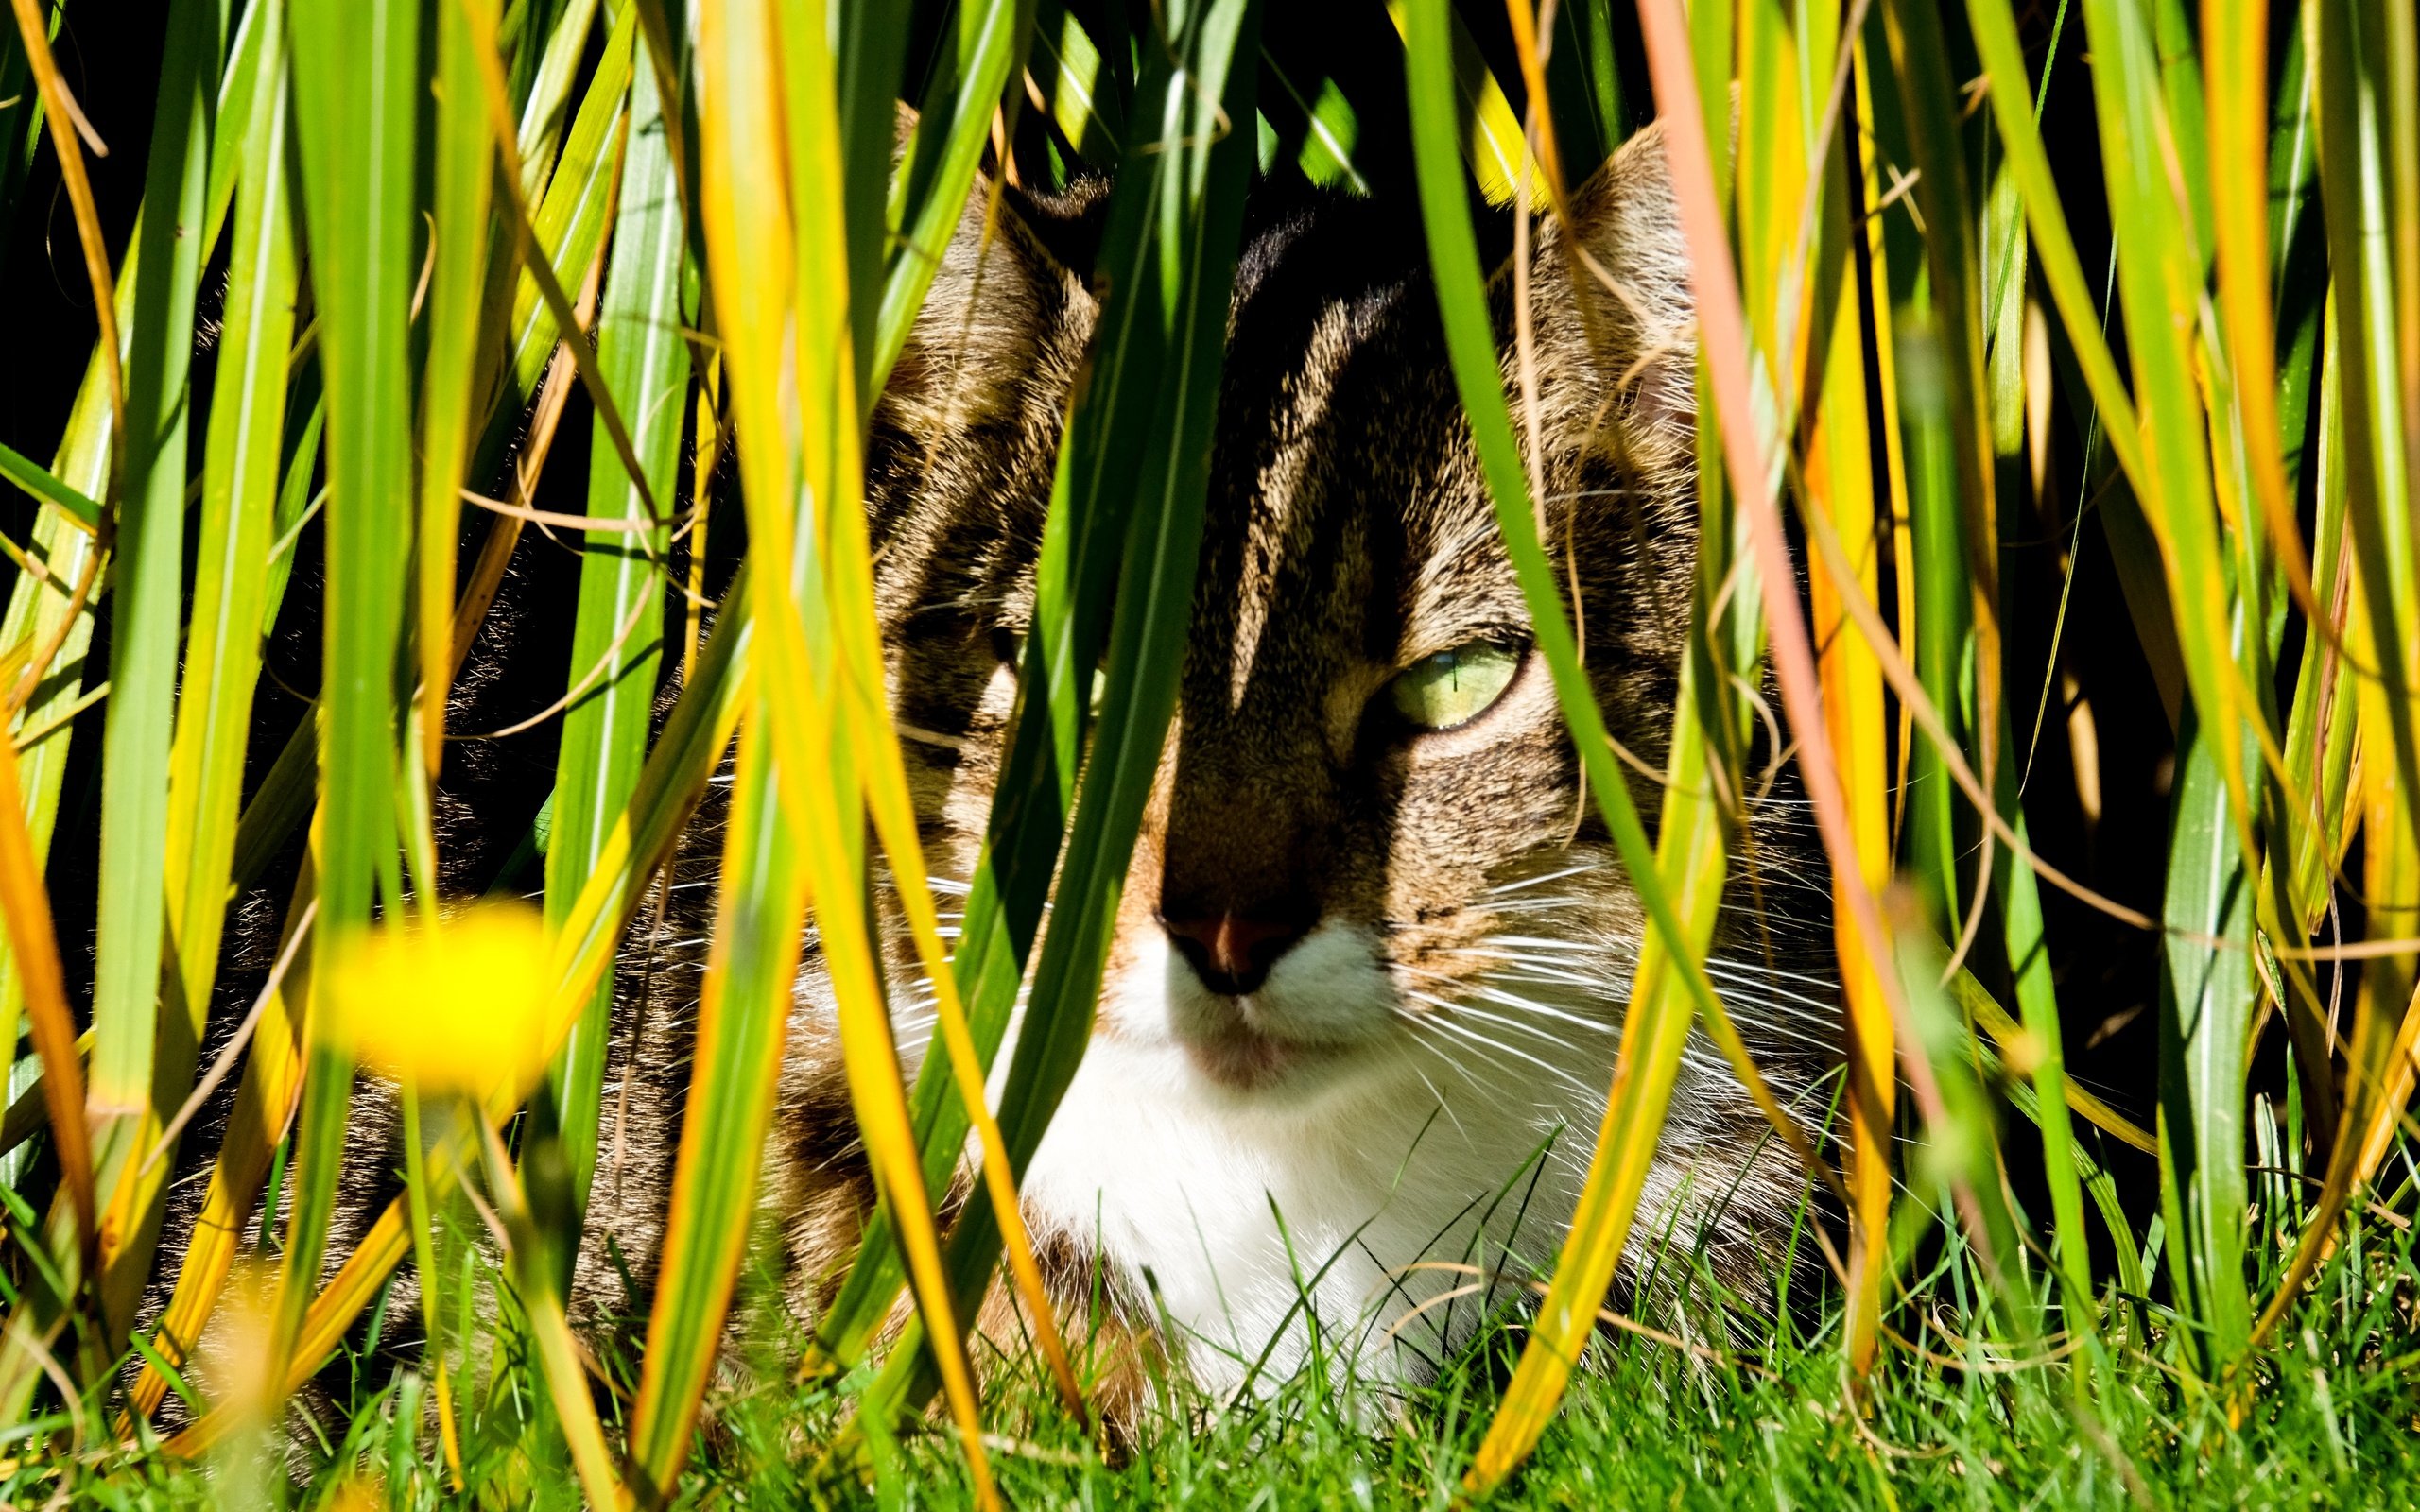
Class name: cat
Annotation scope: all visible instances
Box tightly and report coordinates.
[568,119,1835,1418]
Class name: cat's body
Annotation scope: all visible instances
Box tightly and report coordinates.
[573,124,1831,1403]
[156,124,1834,1430]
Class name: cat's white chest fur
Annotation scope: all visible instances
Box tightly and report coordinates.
[1010,924,1616,1398]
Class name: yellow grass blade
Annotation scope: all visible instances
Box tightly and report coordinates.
[0,721,95,1274]
[125,869,313,1422]
[1805,143,1896,1387]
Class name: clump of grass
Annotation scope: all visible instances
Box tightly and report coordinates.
[0,0,2414,1507]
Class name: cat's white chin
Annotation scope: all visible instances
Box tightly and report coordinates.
[1007,921,1600,1402]
[1150,921,1402,1101]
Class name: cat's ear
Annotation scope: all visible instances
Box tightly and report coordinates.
[874,167,1109,443]
[1519,121,1698,482]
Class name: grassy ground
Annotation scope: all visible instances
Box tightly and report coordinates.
[26,1194,2417,1510]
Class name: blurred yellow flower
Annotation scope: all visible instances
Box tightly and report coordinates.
[322,902,553,1096]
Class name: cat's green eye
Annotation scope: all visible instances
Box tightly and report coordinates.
[1387,643,1521,731]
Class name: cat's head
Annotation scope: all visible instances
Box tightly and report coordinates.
[869,128,1816,1122]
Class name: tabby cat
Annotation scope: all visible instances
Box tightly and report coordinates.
[562,120,1832,1414]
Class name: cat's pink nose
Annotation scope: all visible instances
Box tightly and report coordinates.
[1160,908,1313,996]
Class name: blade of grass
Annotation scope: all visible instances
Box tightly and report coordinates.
[1876,0,2001,938]
[474,1113,623,1509]
[502,0,635,407]
[82,0,219,1346]
[511,0,604,197]
[0,8,261,1237]
[276,0,421,1401]
[857,0,1264,1430]
[0,724,94,1292]
[0,445,98,534]
[874,0,1035,393]
[125,870,313,1423]
[1798,14,1895,1378]
[1385,0,1538,207]
[541,35,691,1225]
[115,0,296,1339]
[2204,0,2322,627]
[414,0,502,777]
[670,2,1013,1491]
[2259,0,2420,1354]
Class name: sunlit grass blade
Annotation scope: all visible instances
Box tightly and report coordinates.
[414,0,501,778]
[125,0,296,1341]
[1796,36,1895,1378]
[502,1,635,407]
[126,872,313,1422]
[1385,0,1538,206]
[2204,0,2323,626]
[1028,1,1123,170]
[511,0,605,196]
[2257,0,2420,1355]
[672,0,1011,1489]
[1408,18,1682,1489]
[1876,0,2001,936]
[277,0,420,1399]
[80,0,219,1344]
[0,445,98,534]
[542,37,690,1223]
[860,0,1265,1430]
[0,11,257,1248]
[836,0,908,380]
[875,0,1033,392]
[0,729,95,1293]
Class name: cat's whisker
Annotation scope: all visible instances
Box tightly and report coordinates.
[1399,992,1607,1106]
[1705,953,1842,992]
[1397,966,1619,1043]
[1484,863,1606,897]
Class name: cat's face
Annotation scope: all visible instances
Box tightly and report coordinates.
[870,129,1753,1115]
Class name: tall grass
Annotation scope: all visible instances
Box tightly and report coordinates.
[0,0,2411,1504]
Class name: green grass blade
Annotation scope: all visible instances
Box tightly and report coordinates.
[279,0,420,1389]
[836,0,909,387]
[625,729,808,1509]
[511,0,606,197]
[0,10,258,1227]
[505,1,635,405]
[543,45,691,1221]
[2072,0,2279,1379]
[0,444,99,532]
[1963,0,2150,492]
[2280,301,2359,933]
[85,0,220,1341]
[414,0,502,778]
[137,0,298,1327]
[873,0,1034,395]
[861,0,1264,1424]
[2254,0,2420,1358]
[2154,703,2259,1372]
